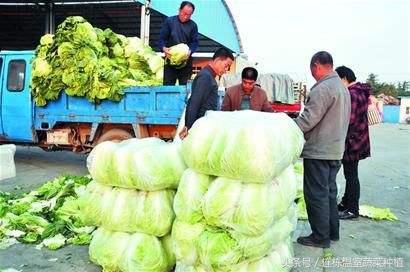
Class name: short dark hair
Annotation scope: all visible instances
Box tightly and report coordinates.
[180,1,195,11]
[212,47,234,61]
[241,67,258,81]
[335,66,356,83]
[310,51,333,67]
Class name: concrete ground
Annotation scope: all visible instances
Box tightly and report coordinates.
[0,124,409,271]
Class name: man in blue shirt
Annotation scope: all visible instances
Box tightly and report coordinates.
[159,1,199,85]
[179,47,234,139]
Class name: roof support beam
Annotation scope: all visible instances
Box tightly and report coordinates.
[140,0,151,45]
[44,2,55,34]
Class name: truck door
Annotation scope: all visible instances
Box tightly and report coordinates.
[0,56,3,136]
[1,53,35,142]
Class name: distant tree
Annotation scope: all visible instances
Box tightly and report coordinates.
[366,73,401,97]
[378,83,398,97]
[366,73,378,91]
[397,81,410,97]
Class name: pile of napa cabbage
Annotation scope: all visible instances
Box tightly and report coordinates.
[31,16,164,106]
[172,111,304,271]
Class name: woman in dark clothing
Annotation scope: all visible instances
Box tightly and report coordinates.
[335,66,371,220]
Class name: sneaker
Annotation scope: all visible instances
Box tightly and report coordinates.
[339,210,359,220]
[297,234,330,248]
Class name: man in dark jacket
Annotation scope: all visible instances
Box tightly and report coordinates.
[295,51,351,248]
[159,1,198,85]
[221,67,273,112]
[335,66,371,220]
[179,47,234,139]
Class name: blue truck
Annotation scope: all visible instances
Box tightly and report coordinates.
[0,50,189,152]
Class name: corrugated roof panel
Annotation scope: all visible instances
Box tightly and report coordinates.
[0,0,241,52]
[137,0,241,53]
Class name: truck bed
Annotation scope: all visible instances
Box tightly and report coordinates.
[34,86,188,130]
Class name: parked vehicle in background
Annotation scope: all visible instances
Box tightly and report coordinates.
[0,50,187,152]
[220,73,307,117]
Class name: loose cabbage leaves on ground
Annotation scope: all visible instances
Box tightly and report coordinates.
[359,205,398,221]
[0,175,94,250]
[31,16,164,106]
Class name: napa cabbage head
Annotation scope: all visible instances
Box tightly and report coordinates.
[182,111,304,183]
[168,43,190,67]
[81,181,175,236]
[173,169,212,224]
[40,34,54,46]
[172,219,206,265]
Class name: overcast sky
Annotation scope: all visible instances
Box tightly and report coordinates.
[225,0,409,86]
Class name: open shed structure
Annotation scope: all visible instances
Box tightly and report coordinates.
[0,0,243,71]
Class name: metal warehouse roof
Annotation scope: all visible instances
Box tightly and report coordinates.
[0,0,243,53]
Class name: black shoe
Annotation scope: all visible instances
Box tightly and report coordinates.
[330,234,339,242]
[337,203,347,212]
[339,210,359,220]
[297,234,330,248]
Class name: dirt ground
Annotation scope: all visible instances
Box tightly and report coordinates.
[0,123,409,271]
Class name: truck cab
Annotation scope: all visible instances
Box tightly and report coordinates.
[0,51,35,143]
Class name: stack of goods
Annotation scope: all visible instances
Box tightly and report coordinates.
[293,161,308,220]
[83,138,186,272]
[172,111,304,272]
[31,16,164,106]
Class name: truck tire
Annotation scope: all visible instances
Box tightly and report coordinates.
[96,129,133,144]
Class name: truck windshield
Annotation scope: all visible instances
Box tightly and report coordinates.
[7,60,26,92]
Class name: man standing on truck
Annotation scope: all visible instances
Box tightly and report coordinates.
[159,1,198,85]
[179,47,234,139]
[295,51,351,248]
[221,67,272,112]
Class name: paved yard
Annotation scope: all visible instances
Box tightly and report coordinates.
[1,124,409,271]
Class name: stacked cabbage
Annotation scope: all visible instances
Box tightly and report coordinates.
[293,161,308,220]
[173,111,304,271]
[31,16,164,106]
[84,138,186,272]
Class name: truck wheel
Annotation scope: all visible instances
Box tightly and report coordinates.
[96,129,133,144]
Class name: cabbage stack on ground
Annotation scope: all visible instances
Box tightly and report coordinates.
[293,161,308,220]
[31,16,164,106]
[174,111,304,271]
[83,138,186,272]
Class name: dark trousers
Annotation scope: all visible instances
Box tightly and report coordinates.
[163,58,193,85]
[303,159,341,242]
[341,160,360,215]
